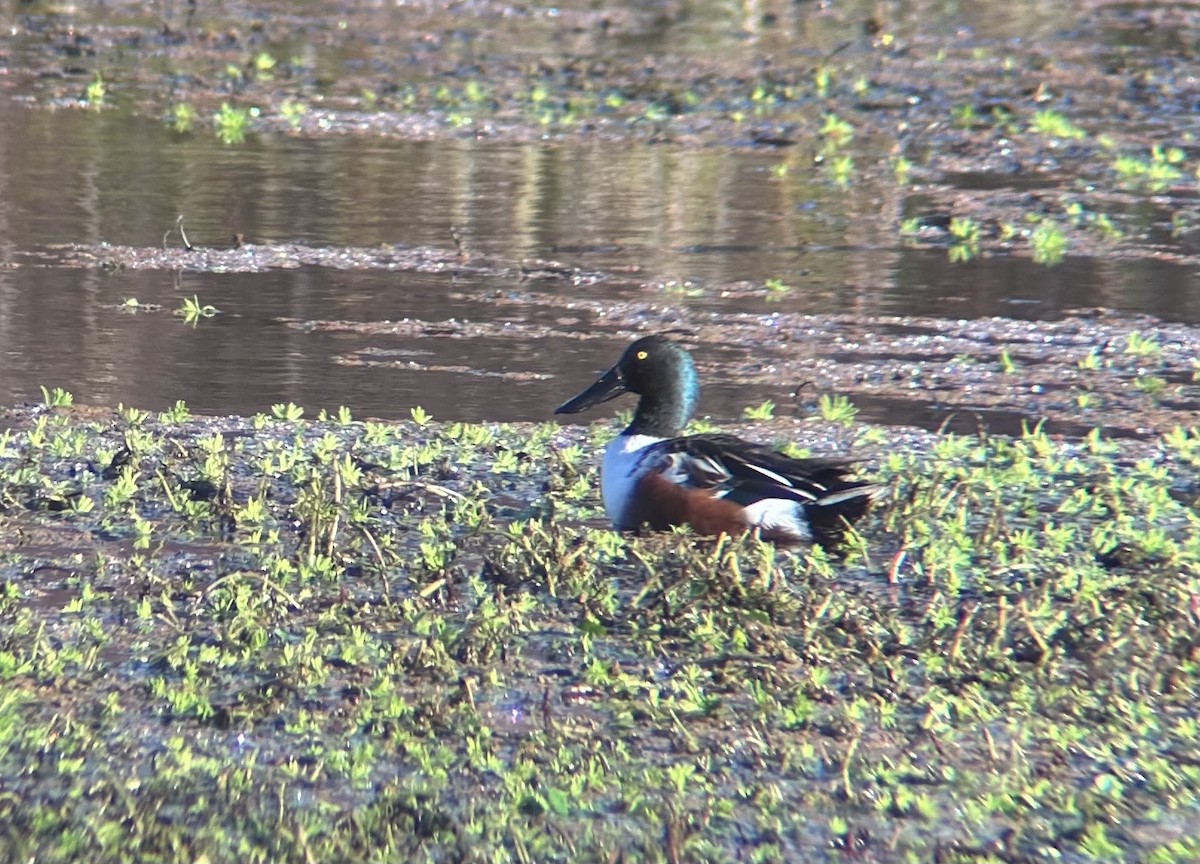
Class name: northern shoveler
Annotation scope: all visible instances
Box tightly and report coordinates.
[554,335,879,545]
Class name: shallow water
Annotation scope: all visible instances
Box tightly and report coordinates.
[2,0,1199,428]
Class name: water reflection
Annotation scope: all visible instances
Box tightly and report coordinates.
[0,42,1196,424]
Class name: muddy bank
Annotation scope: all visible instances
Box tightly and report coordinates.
[0,402,1199,861]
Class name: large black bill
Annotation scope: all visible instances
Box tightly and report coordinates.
[554,365,627,414]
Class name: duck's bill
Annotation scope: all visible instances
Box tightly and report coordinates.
[555,365,627,414]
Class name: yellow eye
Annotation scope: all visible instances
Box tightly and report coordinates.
[636,351,648,360]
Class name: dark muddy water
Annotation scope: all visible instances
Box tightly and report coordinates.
[2,0,1199,427]
[2,100,1194,424]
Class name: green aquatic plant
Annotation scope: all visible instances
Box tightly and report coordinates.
[213,103,250,144]
[1134,374,1167,399]
[252,51,276,78]
[85,73,106,108]
[951,103,979,129]
[40,386,73,408]
[818,393,857,425]
[948,216,980,262]
[160,399,191,423]
[820,113,854,150]
[1030,108,1084,139]
[279,100,307,129]
[743,400,776,421]
[271,402,304,421]
[1031,219,1068,265]
[763,277,792,299]
[827,154,855,187]
[814,66,832,97]
[1113,145,1185,191]
[1124,330,1160,357]
[177,295,218,323]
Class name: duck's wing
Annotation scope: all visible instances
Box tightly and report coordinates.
[644,433,878,507]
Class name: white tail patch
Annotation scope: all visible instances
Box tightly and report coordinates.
[741,498,811,541]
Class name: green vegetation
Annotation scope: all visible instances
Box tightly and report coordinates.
[742,399,776,420]
[213,102,250,144]
[1112,145,1186,192]
[763,277,792,299]
[171,103,196,133]
[1029,108,1085,140]
[2,405,1199,861]
[279,99,307,129]
[1030,219,1068,265]
[84,73,106,108]
[176,295,219,323]
[948,216,980,262]
[818,393,857,424]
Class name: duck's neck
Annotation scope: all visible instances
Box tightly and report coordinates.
[626,375,698,439]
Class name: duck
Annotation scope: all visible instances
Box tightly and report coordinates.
[554,334,879,546]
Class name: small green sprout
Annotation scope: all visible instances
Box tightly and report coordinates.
[1030,108,1085,139]
[172,103,196,133]
[764,277,792,298]
[1031,220,1068,265]
[743,400,776,421]
[1134,374,1166,399]
[819,393,857,425]
[1124,331,1160,357]
[1113,146,1184,191]
[271,402,304,421]
[951,104,979,129]
[177,295,219,323]
[40,386,74,408]
[214,103,250,144]
[253,52,276,77]
[814,66,832,97]
[85,73,106,107]
[463,80,486,103]
[160,400,191,422]
[828,154,855,186]
[948,216,980,262]
[279,100,307,129]
[410,406,432,427]
[820,113,854,148]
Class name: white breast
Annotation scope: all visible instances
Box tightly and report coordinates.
[600,434,662,528]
